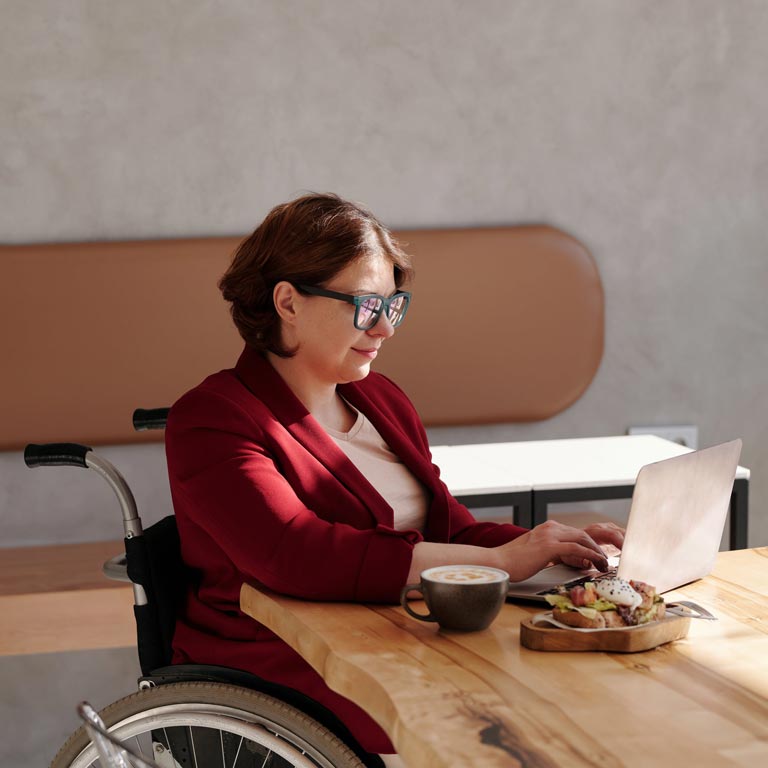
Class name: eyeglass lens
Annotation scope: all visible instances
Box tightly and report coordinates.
[356,295,407,329]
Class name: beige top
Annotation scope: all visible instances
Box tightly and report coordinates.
[325,409,429,532]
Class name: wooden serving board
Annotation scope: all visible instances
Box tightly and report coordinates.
[520,613,691,653]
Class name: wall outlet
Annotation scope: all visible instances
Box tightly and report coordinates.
[628,424,699,449]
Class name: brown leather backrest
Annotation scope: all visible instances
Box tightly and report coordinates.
[0,226,603,448]
[378,226,604,424]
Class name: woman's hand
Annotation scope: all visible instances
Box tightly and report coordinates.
[492,520,623,583]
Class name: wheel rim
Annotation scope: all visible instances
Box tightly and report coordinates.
[68,702,336,768]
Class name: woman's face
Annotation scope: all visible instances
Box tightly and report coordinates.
[290,250,399,387]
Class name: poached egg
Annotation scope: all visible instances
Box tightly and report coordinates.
[595,577,642,609]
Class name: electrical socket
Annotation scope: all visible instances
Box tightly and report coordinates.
[628,424,699,449]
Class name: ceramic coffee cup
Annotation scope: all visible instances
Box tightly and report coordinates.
[399,565,510,631]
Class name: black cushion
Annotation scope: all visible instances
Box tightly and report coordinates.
[125,515,188,675]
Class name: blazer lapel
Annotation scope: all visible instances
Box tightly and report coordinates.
[340,379,452,541]
[233,347,396,526]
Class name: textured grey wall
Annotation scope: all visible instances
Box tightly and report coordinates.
[2,3,767,761]
[3,0,766,542]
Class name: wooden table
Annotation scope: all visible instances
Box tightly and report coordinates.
[434,435,751,548]
[241,548,768,767]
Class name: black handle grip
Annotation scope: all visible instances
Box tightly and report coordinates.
[132,408,170,431]
[24,443,92,468]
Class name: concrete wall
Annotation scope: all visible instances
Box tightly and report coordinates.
[2,2,767,765]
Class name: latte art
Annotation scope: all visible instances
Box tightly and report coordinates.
[425,566,507,584]
[402,564,509,630]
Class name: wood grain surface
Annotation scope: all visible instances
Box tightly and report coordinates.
[241,548,768,767]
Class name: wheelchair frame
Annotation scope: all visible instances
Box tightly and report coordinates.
[25,408,382,768]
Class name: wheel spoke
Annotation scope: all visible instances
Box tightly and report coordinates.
[232,735,244,768]
[189,726,198,768]
[162,727,173,765]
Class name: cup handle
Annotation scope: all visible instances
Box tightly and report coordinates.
[400,583,436,622]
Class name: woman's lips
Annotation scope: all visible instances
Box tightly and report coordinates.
[353,347,378,360]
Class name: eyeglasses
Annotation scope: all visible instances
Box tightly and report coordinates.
[295,284,411,330]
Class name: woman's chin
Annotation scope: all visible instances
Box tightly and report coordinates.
[339,363,372,384]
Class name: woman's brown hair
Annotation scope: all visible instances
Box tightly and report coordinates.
[219,193,413,356]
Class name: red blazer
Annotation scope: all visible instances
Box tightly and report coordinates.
[165,346,526,753]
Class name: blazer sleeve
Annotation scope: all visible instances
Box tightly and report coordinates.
[166,386,421,604]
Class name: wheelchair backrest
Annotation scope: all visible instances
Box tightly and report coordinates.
[126,407,186,675]
[125,514,189,675]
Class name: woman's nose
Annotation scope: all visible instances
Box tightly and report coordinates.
[369,312,396,338]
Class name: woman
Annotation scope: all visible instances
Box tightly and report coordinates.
[165,193,623,760]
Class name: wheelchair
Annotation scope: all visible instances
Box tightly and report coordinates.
[26,409,383,768]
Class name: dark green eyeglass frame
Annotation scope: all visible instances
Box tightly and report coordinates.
[295,284,412,330]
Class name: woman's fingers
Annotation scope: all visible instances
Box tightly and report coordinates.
[559,551,609,571]
[582,522,625,550]
[552,522,606,558]
[531,521,608,570]
[556,542,609,572]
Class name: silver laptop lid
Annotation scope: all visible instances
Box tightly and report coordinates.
[617,439,742,593]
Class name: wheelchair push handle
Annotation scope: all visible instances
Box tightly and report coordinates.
[24,442,92,468]
[132,408,170,431]
[24,441,142,537]
[24,440,147,605]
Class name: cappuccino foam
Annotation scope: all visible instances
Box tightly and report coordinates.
[425,566,506,584]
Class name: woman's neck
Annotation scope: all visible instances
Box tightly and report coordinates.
[266,353,356,432]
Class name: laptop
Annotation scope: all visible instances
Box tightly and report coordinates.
[506,439,742,602]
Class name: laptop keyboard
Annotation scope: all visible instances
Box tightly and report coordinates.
[536,567,618,596]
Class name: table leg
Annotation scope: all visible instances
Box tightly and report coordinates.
[730,479,749,550]
[515,492,532,529]
[453,491,532,528]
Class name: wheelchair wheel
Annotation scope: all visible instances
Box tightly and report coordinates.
[51,681,367,768]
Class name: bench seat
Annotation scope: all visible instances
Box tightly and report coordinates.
[0,541,135,656]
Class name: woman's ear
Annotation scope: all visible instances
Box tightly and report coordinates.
[273,281,301,325]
